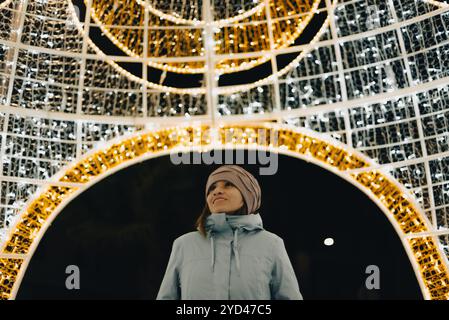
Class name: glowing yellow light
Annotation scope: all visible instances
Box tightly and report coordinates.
[86,0,322,74]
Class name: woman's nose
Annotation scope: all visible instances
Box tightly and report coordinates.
[213,187,224,195]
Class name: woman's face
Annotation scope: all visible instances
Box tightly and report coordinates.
[207,180,244,214]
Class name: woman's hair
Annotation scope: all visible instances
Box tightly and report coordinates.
[195,203,248,237]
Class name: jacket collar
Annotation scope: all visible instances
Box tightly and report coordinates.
[205,212,264,237]
[204,213,264,273]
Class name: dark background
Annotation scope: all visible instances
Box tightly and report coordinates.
[17,151,422,300]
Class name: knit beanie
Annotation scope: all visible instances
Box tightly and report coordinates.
[205,165,261,214]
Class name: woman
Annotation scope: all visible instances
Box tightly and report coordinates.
[156,165,303,300]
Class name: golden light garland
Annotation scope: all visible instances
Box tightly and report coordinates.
[409,237,449,298]
[0,259,22,300]
[1,187,78,255]
[0,124,448,299]
[352,171,427,234]
[87,0,322,74]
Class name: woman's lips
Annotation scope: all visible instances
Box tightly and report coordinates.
[214,198,226,204]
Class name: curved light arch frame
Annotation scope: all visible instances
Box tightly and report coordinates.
[135,0,267,27]
[63,0,331,96]
[60,0,449,95]
[1,123,448,300]
[83,0,322,74]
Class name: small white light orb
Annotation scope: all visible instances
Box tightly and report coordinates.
[324,238,334,246]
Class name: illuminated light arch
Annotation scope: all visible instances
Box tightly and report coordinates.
[135,0,267,26]
[66,0,330,95]
[83,0,323,74]
[0,123,448,300]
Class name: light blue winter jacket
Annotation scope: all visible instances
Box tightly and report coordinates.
[156,213,303,300]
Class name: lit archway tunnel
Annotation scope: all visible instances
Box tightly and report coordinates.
[1,124,448,299]
[17,153,422,299]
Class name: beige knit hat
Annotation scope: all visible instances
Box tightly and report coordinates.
[205,165,261,214]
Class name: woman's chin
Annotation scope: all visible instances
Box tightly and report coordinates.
[212,208,226,213]
[213,206,231,213]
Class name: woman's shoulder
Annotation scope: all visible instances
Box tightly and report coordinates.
[252,230,285,248]
[256,229,283,241]
[173,231,204,246]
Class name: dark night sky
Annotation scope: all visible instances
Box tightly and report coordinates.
[17,151,422,299]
